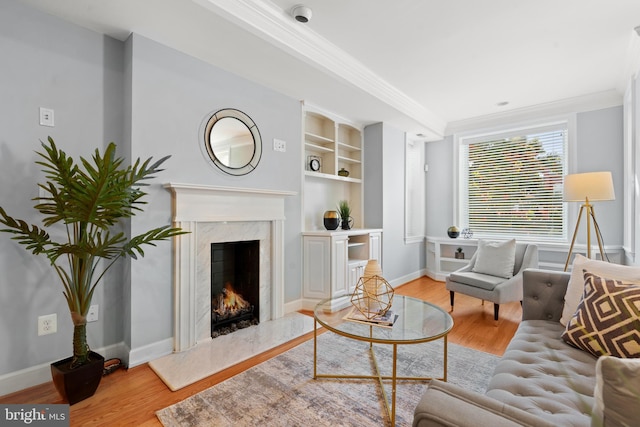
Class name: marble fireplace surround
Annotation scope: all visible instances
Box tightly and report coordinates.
[164,183,296,352]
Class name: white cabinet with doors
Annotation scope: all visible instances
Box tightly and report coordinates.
[302,229,382,310]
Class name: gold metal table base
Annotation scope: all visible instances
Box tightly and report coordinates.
[313,319,448,427]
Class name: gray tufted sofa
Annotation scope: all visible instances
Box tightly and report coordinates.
[413,268,598,427]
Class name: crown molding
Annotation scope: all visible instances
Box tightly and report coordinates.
[445,90,623,136]
[192,0,446,138]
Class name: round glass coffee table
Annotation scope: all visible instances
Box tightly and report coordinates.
[313,294,454,427]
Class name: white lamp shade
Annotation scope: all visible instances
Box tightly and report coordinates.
[563,171,615,202]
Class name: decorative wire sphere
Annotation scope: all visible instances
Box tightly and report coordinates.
[350,275,394,319]
[462,228,473,239]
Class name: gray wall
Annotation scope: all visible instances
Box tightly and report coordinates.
[574,107,624,247]
[425,135,455,238]
[425,107,624,248]
[0,1,125,375]
[363,123,384,228]
[364,123,425,284]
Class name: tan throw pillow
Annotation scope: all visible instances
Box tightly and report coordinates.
[472,239,516,279]
[592,356,640,427]
[561,272,640,358]
[561,254,640,326]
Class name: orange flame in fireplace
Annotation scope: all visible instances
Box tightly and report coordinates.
[214,282,250,315]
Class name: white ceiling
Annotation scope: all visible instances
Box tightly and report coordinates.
[20,0,640,140]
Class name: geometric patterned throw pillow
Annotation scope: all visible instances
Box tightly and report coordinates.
[561,271,640,358]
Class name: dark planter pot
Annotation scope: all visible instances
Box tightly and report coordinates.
[51,351,104,405]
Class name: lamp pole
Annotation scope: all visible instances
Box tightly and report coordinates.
[564,197,606,271]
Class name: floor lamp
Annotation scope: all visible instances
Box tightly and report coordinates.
[563,172,615,271]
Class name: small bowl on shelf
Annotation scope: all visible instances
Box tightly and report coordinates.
[338,168,350,177]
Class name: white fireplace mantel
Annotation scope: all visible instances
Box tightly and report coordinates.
[165,183,297,222]
[164,183,296,352]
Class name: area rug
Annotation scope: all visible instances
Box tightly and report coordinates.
[156,331,500,427]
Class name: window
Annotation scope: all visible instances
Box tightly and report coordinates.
[457,121,569,240]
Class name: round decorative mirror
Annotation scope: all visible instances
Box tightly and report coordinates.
[203,108,262,175]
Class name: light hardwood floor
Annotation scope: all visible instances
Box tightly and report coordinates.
[0,276,521,426]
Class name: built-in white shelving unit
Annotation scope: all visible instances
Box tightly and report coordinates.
[425,236,625,282]
[302,104,364,231]
[301,103,382,310]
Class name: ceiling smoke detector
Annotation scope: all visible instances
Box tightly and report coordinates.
[291,5,312,23]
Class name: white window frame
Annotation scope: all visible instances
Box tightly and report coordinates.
[453,115,576,242]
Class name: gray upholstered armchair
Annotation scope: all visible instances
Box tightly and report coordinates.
[445,241,538,320]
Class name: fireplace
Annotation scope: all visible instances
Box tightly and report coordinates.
[164,183,296,352]
[211,240,260,337]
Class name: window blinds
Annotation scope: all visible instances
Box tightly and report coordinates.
[460,125,567,239]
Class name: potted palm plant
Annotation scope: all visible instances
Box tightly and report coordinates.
[0,137,186,404]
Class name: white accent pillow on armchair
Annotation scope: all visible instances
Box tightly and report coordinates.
[472,239,516,279]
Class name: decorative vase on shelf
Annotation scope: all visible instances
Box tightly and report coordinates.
[323,210,340,230]
[341,217,354,230]
[447,226,460,238]
[338,168,350,177]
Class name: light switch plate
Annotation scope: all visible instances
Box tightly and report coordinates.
[87,304,99,322]
[273,139,286,152]
[39,107,55,127]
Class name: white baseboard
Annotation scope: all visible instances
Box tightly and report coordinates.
[389,269,426,288]
[424,269,438,281]
[0,362,52,398]
[0,342,126,397]
[284,299,303,314]
[299,298,322,312]
[127,338,173,368]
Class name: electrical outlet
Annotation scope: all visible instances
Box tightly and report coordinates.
[273,138,286,152]
[38,314,57,336]
[39,107,55,127]
[87,304,99,322]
